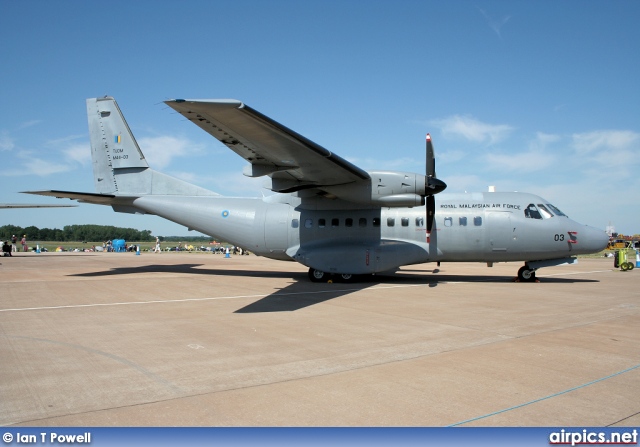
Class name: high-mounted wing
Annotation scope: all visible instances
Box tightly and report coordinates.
[165,99,370,193]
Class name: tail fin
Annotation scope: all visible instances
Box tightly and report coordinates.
[86,97,216,197]
[87,97,148,194]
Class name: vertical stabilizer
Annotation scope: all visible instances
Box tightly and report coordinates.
[87,97,149,194]
[86,97,218,198]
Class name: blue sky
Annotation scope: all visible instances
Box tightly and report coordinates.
[1,1,639,236]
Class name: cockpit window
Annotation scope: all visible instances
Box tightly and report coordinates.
[546,203,567,217]
[524,204,542,219]
[537,204,553,219]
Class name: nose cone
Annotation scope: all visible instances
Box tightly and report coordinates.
[577,225,609,254]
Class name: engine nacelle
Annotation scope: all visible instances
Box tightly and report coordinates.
[323,171,427,207]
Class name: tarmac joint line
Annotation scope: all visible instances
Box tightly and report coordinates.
[447,362,640,426]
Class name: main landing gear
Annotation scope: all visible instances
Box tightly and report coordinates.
[516,265,538,282]
[308,268,354,283]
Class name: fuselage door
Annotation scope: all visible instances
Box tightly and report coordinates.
[487,211,512,252]
[264,203,289,254]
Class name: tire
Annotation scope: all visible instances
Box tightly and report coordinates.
[308,268,327,283]
[517,266,536,282]
[338,273,354,283]
[621,262,629,271]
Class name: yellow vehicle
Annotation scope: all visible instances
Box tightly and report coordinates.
[614,248,636,271]
[607,239,630,250]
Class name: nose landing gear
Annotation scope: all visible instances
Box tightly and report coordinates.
[517,265,538,282]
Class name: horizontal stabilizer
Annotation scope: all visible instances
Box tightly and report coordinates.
[0,203,78,209]
[23,190,124,205]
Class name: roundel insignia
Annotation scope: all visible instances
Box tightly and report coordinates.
[221,210,230,218]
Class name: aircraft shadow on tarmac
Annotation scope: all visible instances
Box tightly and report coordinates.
[69,264,600,313]
[236,272,600,313]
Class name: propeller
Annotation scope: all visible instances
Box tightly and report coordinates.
[425,134,447,236]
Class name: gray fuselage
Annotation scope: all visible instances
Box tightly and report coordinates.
[131,190,608,276]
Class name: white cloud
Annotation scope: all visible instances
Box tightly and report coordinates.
[17,120,41,130]
[485,149,555,173]
[62,143,91,166]
[430,115,513,145]
[478,8,511,37]
[137,136,204,170]
[439,149,466,165]
[439,174,484,193]
[481,132,560,173]
[0,152,73,177]
[571,130,640,176]
[46,134,85,147]
[532,132,561,147]
[0,131,14,151]
[572,130,639,155]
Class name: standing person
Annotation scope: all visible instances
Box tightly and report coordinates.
[154,236,161,253]
[11,234,17,252]
[21,235,27,252]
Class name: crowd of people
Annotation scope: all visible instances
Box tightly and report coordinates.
[2,234,27,256]
[2,234,249,256]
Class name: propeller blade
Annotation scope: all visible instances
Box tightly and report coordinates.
[426,133,436,178]
[427,195,435,234]
[424,134,446,238]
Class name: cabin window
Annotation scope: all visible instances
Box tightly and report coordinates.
[459,217,467,226]
[345,218,353,227]
[537,204,553,219]
[524,204,542,219]
[304,219,313,229]
[444,217,453,227]
[331,218,339,227]
[291,219,299,228]
[401,217,409,227]
[359,218,367,227]
[474,216,483,226]
[373,217,380,227]
[387,218,395,227]
[318,218,326,228]
[415,217,424,227]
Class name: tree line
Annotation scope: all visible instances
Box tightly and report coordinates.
[1,224,218,243]
[0,224,154,242]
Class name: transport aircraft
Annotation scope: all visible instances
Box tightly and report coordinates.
[26,97,608,282]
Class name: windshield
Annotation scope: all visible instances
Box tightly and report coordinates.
[537,204,553,219]
[546,203,567,217]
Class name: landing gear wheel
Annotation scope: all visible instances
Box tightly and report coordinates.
[517,266,537,282]
[338,273,354,283]
[308,268,328,283]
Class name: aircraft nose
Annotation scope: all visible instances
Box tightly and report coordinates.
[578,225,609,254]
